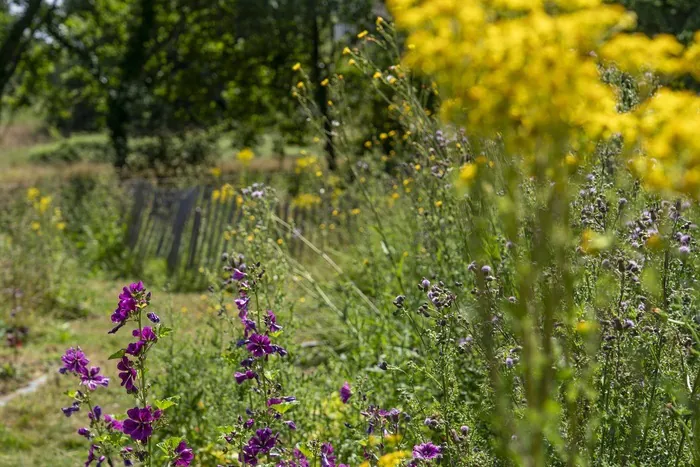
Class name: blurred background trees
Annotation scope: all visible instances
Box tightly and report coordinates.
[5,0,695,172]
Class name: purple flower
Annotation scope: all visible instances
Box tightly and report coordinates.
[320,443,337,467]
[80,366,110,391]
[105,414,124,432]
[125,340,146,356]
[133,327,157,341]
[240,444,258,465]
[78,427,91,438]
[244,418,255,429]
[284,420,297,430]
[117,357,138,393]
[233,268,247,281]
[110,282,146,331]
[59,347,89,375]
[85,444,99,467]
[266,310,283,332]
[249,427,278,454]
[173,440,194,466]
[123,406,161,442]
[88,405,102,421]
[235,295,250,312]
[235,370,257,384]
[339,382,352,404]
[412,442,442,460]
[146,312,160,323]
[247,333,273,357]
[62,401,80,417]
[272,344,288,357]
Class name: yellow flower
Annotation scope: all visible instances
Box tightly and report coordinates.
[31,221,40,231]
[380,133,388,140]
[342,47,351,55]
[434,200,443,207]
[210,167,222,178]
[56,222,66,231]
[292,193,322,209]
[27,187,40,201]
[351,208,361,215]
[320,78,329,86]
[296,81,305,89]
[37,196,52,214]
[376,16,384,26]
[292,62,301,71]
[457,163,477,186]
[277,238,284,245]
[327,100,334,106]
[348,59,356,66]
[212,189,221,201]
[237,148,255,166]
[357,30,369,39]
[364,141,373,149]
[373,71,382,79]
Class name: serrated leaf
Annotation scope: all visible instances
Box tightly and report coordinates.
[108,349,126,360]
[154,397,178,411]
[271,401,297,415]
[158,326,174,338]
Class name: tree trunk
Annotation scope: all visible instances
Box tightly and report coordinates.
[0,0,44,105]
[308,0,336,171]
[109,0,156,169]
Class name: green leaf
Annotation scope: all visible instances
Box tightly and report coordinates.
[270,401,298,415]
[108,349,125,360]
[64,389,78,398]
[156,436,181,454]
[157,326,174,338]
[154,396,179,411]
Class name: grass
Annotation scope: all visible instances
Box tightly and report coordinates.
[0,267,339,466]
[0,279,214,466]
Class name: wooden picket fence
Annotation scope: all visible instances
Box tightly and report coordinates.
[124,180,356,287]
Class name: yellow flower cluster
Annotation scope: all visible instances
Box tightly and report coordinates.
[360,450,411,467]
[212,183,235,203]
[389,0,636,149]
[295,154,320,174]
[236,147,255,166]
[389,0,700,198]
[292,193,322,209]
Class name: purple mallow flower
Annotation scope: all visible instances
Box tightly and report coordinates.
[173,440,194,466]
[266,310,282,332]
[110,282,146,333]
[133,327,157,341]
[146,312,160,323]
[80,366,110,391]
[320,443,337,467]
[247,333,274,357]
[339,382,352,404]
[122,406,162,442]
[62,401,80,417]
[235,370,257,384]
[412,442,442,460]
[249,427,278,454]
[125,340,146,356]
[233,268,247,281]
[88,405,102,421]
[59,347,89,375]
[117,357,138,393]
[105,414,124,432]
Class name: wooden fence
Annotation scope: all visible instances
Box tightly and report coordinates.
[124,180,355,287]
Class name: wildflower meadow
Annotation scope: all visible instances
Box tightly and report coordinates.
[3,0,700,466]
